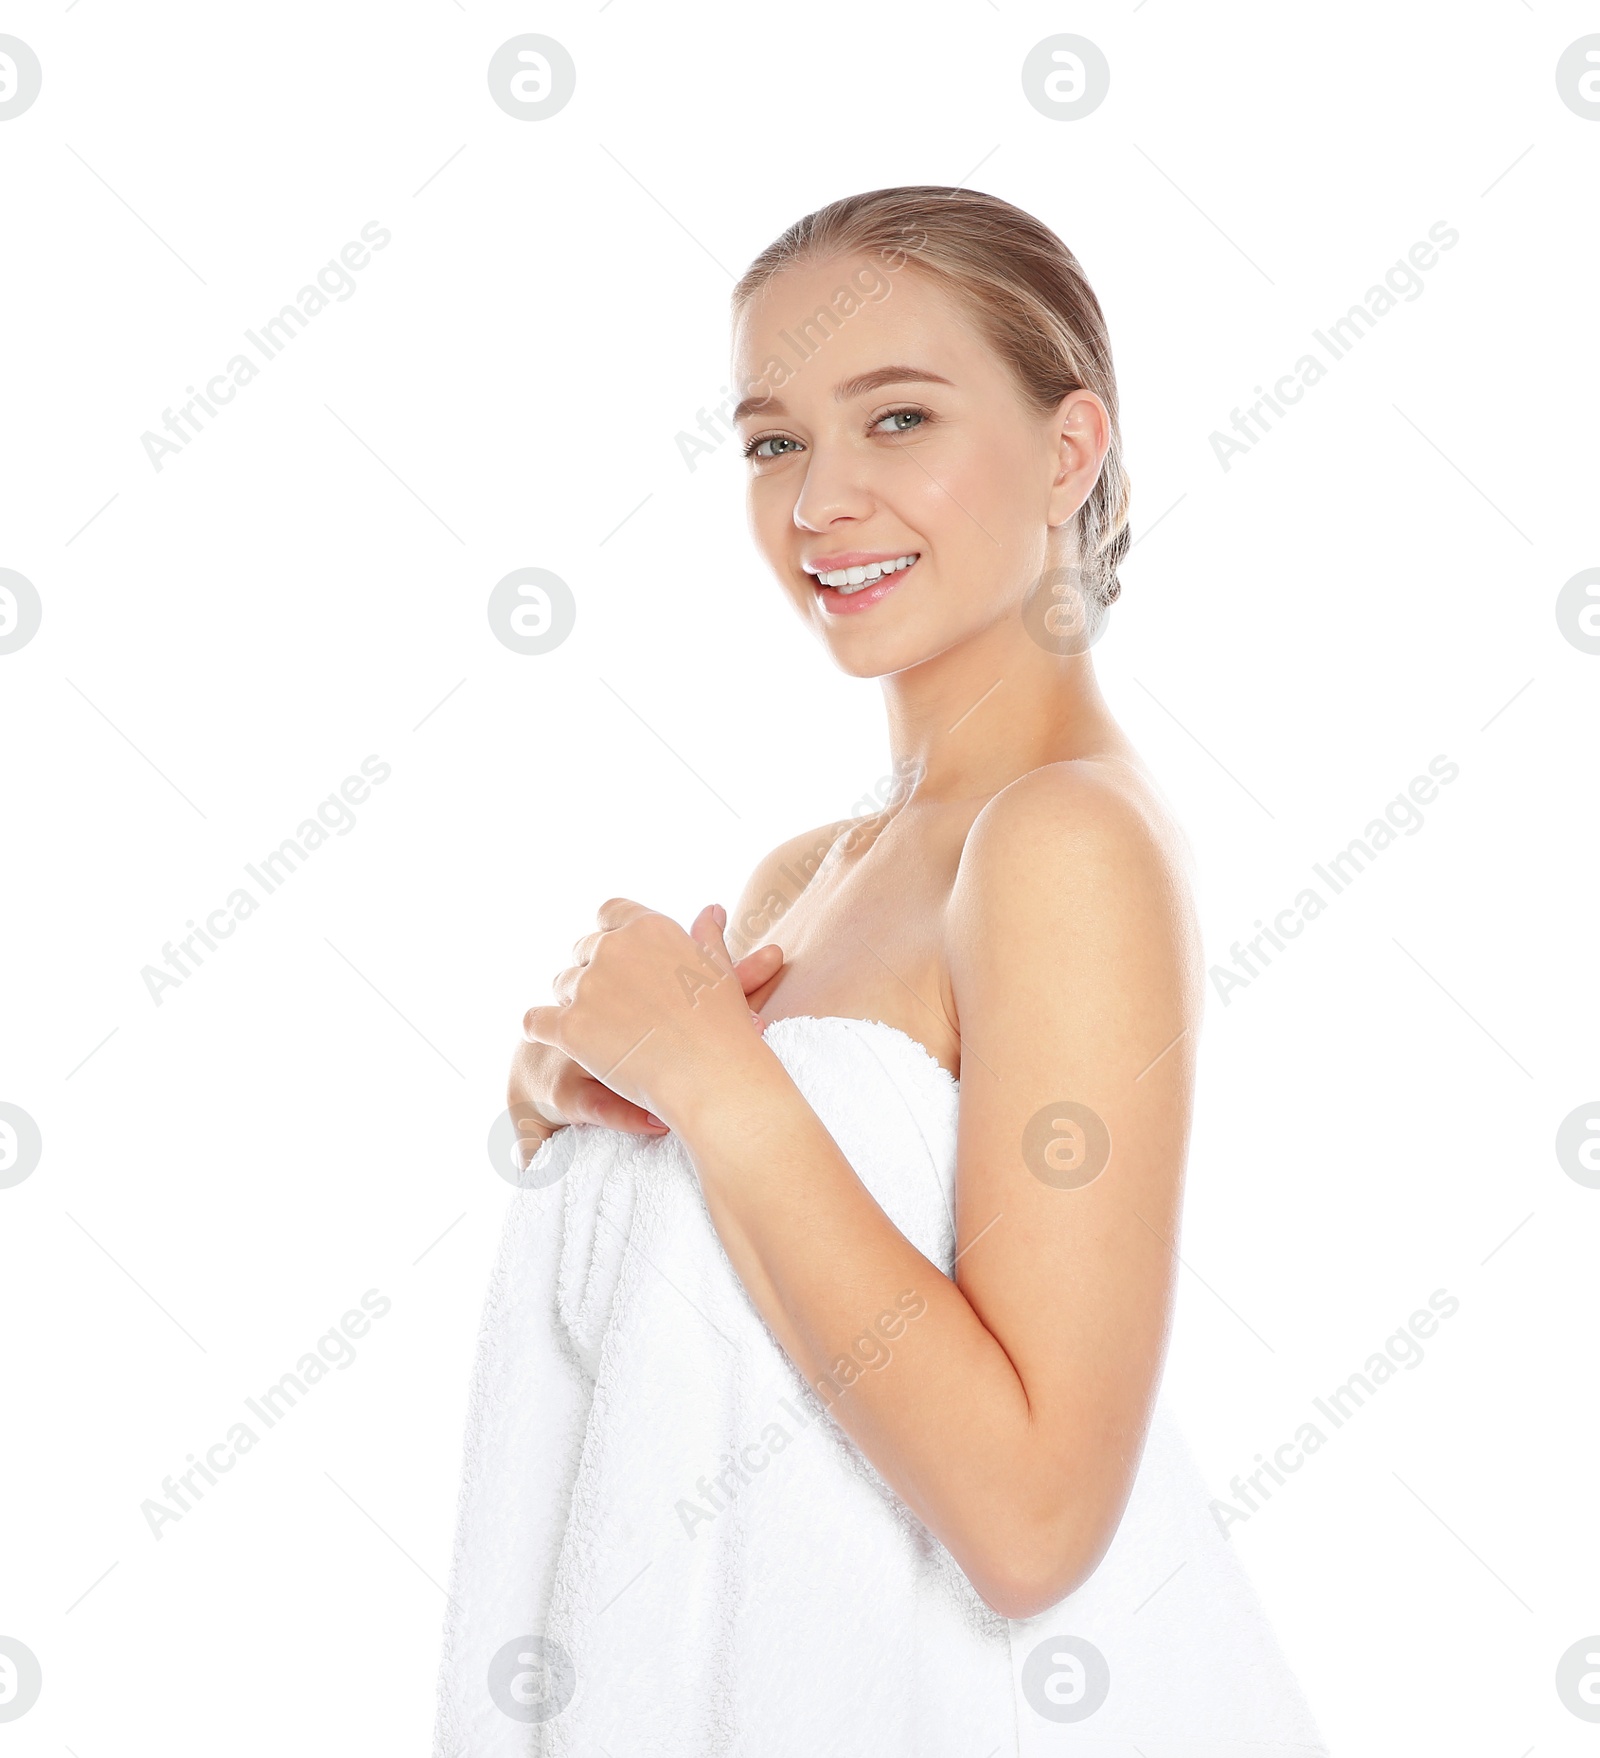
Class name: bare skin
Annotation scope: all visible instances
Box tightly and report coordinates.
[514,249,1202,1619]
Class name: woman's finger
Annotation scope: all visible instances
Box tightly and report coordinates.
[572,1080,669,1134]
[735,942,784,994]
[543,963,585,1007]
[736,943,785,1029]
[522,1003,565,1045]
[594,896,650,931]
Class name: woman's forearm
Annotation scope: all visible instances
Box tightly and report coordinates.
[668,1037,1089,1615]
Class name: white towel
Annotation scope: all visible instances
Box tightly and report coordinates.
[433,1014,1331,1757]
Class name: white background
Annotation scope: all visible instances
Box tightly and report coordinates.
[2,2,1597,1752]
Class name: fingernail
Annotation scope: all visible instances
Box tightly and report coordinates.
[711,902,727,929]
[645,1112,668,1130]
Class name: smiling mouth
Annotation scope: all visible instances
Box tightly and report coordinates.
[807,553,920,595]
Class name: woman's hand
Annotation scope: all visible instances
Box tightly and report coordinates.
[509,908,783,1163]
[521,900,781,1137]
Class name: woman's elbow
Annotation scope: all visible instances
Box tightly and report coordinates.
[963,1527,1095,1622]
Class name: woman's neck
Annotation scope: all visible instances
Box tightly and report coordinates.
[878,622,1129,806]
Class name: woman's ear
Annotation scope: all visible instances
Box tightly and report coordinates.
[1046,389,1111,528]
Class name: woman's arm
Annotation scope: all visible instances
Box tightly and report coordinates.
[523,760,1200,1620]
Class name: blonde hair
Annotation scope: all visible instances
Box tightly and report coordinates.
[732,185,1131,633]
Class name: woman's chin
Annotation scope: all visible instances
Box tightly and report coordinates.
[818,631,942,681]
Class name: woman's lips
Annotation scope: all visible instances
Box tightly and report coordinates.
[811,556,919,616]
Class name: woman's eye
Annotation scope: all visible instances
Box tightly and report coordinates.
[874,408,926,435]
[747,434,802,459]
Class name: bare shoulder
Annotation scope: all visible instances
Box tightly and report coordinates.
[725,814,865,957]
[948,756,1200,993]
[959,755,1190,881]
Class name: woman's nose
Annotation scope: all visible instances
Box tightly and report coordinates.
[791,445,876,532]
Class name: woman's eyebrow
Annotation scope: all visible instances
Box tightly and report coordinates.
[833,365,954,402]
[731,366,955,425]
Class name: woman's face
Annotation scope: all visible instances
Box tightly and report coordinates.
[731,251,1107,679]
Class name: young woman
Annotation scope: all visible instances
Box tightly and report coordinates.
[433,187,1328,1756]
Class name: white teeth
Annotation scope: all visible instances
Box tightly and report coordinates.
[814,554,919,592]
